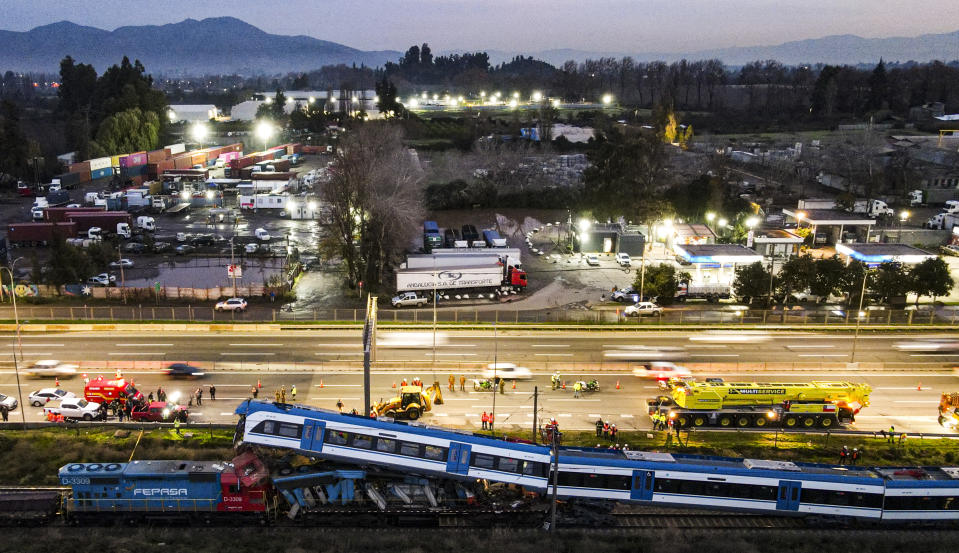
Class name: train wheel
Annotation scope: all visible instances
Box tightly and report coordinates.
[820,417,835,429]
[754,416,768,427]
[718,415,732,427]
[802,417,816,428]
[737,416,751,427]
[784,415,799,428]
[692,415,707,427]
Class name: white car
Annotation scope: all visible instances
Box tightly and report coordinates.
[894,339,959,352]
[24,360,78,378]
[215,298,248,312]
[615,253,631,267]
[87,274,111,286]
[110,258,134,268]
[245,243,259,254]
[28,388,76,407]
[481,363,532,380]
[255,228,271,241]
[43,398,101,421]
[585,253,600,266]
[0,393,18,410]
[633,362,692,381]
[689,331,771,343]
[623,302,663,317]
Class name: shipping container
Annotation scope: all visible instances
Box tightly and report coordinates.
[78,171,92,184]
[230,155,256,170]
[55,172,82,189]
[174,155,194,170]
[6,222,78,245]
[69,161,91,174]
[121,164,147,177]
[190,153,207,166]
[222,142,243,153]
[110,155,121,168]
[147,149,169,163]
[91,167,113,180]
[218,151,241,163]
[120,152,147,167]
[164,143,186,156]
[66,212,132,232]
[251,171,295,181]
[89,157,111,171]
[44,206,105,223]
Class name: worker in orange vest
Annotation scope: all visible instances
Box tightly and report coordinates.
[488,412,495,430]
[481,411,489,430]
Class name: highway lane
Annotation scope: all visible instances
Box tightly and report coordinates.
[2,329,959,367]
[1,365,955,435]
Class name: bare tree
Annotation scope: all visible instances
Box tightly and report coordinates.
[322,124,424,292]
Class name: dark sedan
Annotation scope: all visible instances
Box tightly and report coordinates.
[165,363,205,378]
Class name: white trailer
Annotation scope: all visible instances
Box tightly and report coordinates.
[404,250,522,270]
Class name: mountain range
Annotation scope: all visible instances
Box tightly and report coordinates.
[0,17,956,76]
[0,17,400,75]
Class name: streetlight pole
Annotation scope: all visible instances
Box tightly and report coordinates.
[898,211,909,244]
[230,237,238,298]
[850,267,869,363]
[117,244,126,304]
[2,259,26,427]
[3,257,24,361]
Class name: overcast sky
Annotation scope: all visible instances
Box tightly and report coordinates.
[4,0,958,53]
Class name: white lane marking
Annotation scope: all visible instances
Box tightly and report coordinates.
[532,345,570,348]
[313,384,360,387]
[910,354,959,357]
[787,345,835,349]
[548,399,601,402]
[108,352,165,356]
[689,354,739,357]
[798,354,847,357]
[115,343,173,347]
[315,352,364,356]
[620,414,634,418]
[220,353,275,356]
[434,413,448,417]
[464,413,477,417]
[893,400,938,404]
[684,345,729,349]
[2,343,65,347]
[438,344,478,348]
[588,413,601,417]
[426,353,477,357]
[558,413,572,417]
[534,353,573,356]
[220,412,234,416]
[229,343,283,347]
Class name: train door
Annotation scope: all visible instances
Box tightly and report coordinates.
[631,470,654,501]
[776,481,802,511]
[446,442,472,474]
[299,419,326,453]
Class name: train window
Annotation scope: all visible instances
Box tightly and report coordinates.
[582,473,605,488]
[375,438,396,453]
[558,472,584,487]
[352,434,373,449]
[522,461,545,478]
[399,442,421,457]
[854,493,884,509]
[498,457,520,473]
[679,480,706,496]
[471,453,495,470]
[277,423,302,438]
[792,487,799,502]
[257,421,276,435]
[654,478,677,494]
[424,446,446,461]
[753,486,777,501]
[606,476,631,490]
[780,487,787,500]
[325,430,349,445]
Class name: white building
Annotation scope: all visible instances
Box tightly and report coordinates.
[167,104,219,123]
[229,90,379,121]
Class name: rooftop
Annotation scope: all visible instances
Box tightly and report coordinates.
[674,244,764,263]
[783,209,876,225]
[752,229,804,243]
[835,242,937,264]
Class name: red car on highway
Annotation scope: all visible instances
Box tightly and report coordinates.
[130,401,189,423]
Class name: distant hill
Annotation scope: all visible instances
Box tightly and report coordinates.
[482,30,959,66]
[0,17,400,75]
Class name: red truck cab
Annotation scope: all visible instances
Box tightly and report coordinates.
[130,401,188,422]
[507,266,528,288]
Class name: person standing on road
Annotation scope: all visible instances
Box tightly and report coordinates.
[251,386,258,399]
[460,375,466,391]
[610,424,618,441]
[117,406,124,423]
[449,374,455,391]
[488,412,495,431]
[595,418,604,437]
[573,381,582,398]
[1,405,8,422]
[209,385,216,401]
[481,412,489,430]
[499,378,506,395]
[196,388,203,406]
[274,389,281,403]
[336,398,344,413]
[280,386,286,403]
[291,385,297,401]
[174,417,181,435]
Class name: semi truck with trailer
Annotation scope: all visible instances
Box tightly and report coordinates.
[403,249,522,269]
[649,379,871,429]
[6,222,78,246]
[65,212,132,237]
[797,198,894,217]
[423,221,442,253]
[482,229,507,248]
[392,262,527,306]
[674,282,732,302]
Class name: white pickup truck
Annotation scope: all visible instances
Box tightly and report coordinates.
[43,398,102,421]
[391,291,429,308]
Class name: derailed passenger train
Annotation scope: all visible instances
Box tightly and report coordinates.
[236,400,959,523]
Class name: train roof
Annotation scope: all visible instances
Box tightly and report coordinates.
[123,460,226,477]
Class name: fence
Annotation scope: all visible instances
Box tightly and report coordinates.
[0,304,954,326]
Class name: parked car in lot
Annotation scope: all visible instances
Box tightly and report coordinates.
[191,234,215,246]
[481,363,532,380]
[152,241,172,253]
[43,398,101,421]
[87,273,115,286]
[130,401,188,422]
[165,363,205,378]
[28,388,76,407]
[123,242,144,253]
[215,298,247,312]
[110,258,134,268]
[615,253,631,267]
[175,244,196,255]
[0,392,18,410]
[391,291,429,308]
[24,360,78,378]
[585,253,600,266]
[254,228,271,241]
[623,302,664,317]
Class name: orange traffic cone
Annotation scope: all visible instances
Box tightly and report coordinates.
[55,377,60,387]
[392,382,396,388]
[918,382,922,391]
[512,380,516,389]
[616,380,621,390]
[562,381,566,390]
[257,379,262,389]
[320,380,324,388]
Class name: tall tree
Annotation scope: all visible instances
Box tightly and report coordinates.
[733,262,772,302]
[374,77,403,116]
[89,108,161,157]
[633,264,685,305]
[869,262,910,304]
[867,59,889,112]
[0,100,31,181]
[909,257,954,304]
[582,128,669,223]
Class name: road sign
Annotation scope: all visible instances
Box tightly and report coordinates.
[228,265,243,278]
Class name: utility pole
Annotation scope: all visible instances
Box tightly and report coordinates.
[362,294,377,414]
[117,244,126,304]
[549,427,560,534]
[532,386,538,444]
[491,323,497,436]
[850,268,869,363]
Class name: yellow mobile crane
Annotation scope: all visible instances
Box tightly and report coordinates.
[372,383,444,420]
[648,379,871,429]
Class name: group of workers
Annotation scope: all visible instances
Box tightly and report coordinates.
[595,418,619,441]
[838,445,863,465]
[650,411,672,431]
[272,385,297,404]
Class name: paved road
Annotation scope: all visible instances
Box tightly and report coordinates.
[1,329,957,434]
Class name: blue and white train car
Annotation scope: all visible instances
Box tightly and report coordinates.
[238,401,552,491]
[878,467,959,521]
